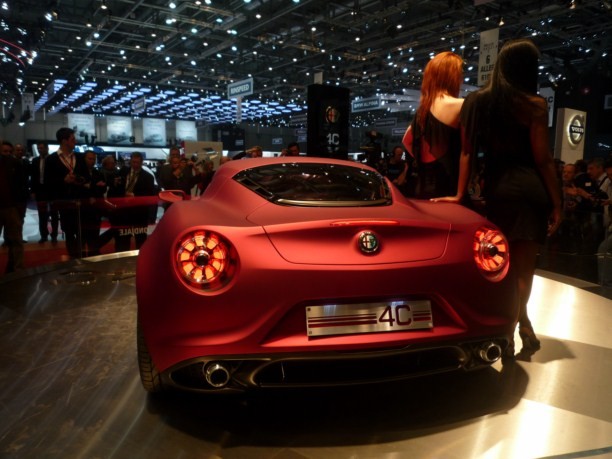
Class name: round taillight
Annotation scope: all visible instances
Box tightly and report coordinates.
[473,227,509,282]
[176,230,236,290]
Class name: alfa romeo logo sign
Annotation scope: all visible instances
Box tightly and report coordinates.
[325,106,340,124]
[358,231,379,254]
[567,114,585,146]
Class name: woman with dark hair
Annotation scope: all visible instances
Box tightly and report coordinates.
[435,39,562,357]
[402,51,464,199]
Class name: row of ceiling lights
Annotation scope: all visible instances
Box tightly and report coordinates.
[7,0,604,128]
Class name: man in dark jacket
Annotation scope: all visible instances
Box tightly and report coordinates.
[44,127,86,258]
[30,141,60,243]
[110,152,157,252]
[0,141,27,272]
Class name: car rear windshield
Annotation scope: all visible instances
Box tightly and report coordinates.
[233,162,392,207]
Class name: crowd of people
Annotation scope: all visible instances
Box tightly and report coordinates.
[0,128,219,273]
[0,129,310,274]
[548,156,612,284]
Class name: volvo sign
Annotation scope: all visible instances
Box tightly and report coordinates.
[567,114,585,146]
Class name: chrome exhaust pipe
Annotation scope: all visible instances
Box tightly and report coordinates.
[478,342,502,363]
[203,362,231,388]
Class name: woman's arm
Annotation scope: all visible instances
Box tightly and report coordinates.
[402,125,414,158]
[431,125,473,203]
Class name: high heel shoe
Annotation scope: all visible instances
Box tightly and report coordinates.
[519,325,541,351]
[502,336,515,361]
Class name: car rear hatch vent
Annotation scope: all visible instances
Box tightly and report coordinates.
[254,347,464,387]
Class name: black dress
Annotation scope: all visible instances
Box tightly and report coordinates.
[461,91,550,244]
[413,112,461,199]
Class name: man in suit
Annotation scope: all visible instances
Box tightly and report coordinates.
[112,151,157,252]
[158,146,189,191]
[79,150,107,257]
[30,141,60,243]
[0,141,27,272]
[44,127,86,258]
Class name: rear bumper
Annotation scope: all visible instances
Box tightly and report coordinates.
[159,336,510,393]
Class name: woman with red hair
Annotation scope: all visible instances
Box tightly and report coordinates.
[403,51,464,199]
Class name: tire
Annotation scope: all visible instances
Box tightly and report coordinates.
[137,321,164,393]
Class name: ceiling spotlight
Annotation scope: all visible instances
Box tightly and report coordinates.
[569,0,576,9]
[169,1,176,8]
[499,16,505,26]
[101,0,107,10]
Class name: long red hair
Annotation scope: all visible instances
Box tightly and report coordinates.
[416,51,464,130]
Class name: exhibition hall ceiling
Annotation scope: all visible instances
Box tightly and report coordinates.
[2,0,611,125]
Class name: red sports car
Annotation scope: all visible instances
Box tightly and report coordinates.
[136,157,517,393]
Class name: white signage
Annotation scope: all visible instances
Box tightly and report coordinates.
[132,96,146,115]
[142,118,167,146]
[21,93,35,120]
[68,113,96,144]
[554,108,587,164]
[539,87,555,128]
[227,78,254,99]
[106,116,133,145]
[175,120,197,142]
[352,97,382,113]
[478,28,499,86]
[236,97,242,123]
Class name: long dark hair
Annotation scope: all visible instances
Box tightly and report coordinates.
[479,39,544,141]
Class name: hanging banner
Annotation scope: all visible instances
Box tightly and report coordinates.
[227,78,253,99]
[132,96,146,115]
[21,93,35,120]
[142,118,167,146]
[352,96,381,113]
[478,28,499,86]
[539,87,555,128]
[67,113,96,144]
[175,120,197,142]
[236,97,243,123]
[106,116,133,145]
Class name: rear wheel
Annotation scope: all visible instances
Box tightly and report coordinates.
[137,321,164,393]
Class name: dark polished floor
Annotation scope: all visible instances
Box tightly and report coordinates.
[0,254,611,459]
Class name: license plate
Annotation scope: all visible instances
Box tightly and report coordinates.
[306,301,433,337]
